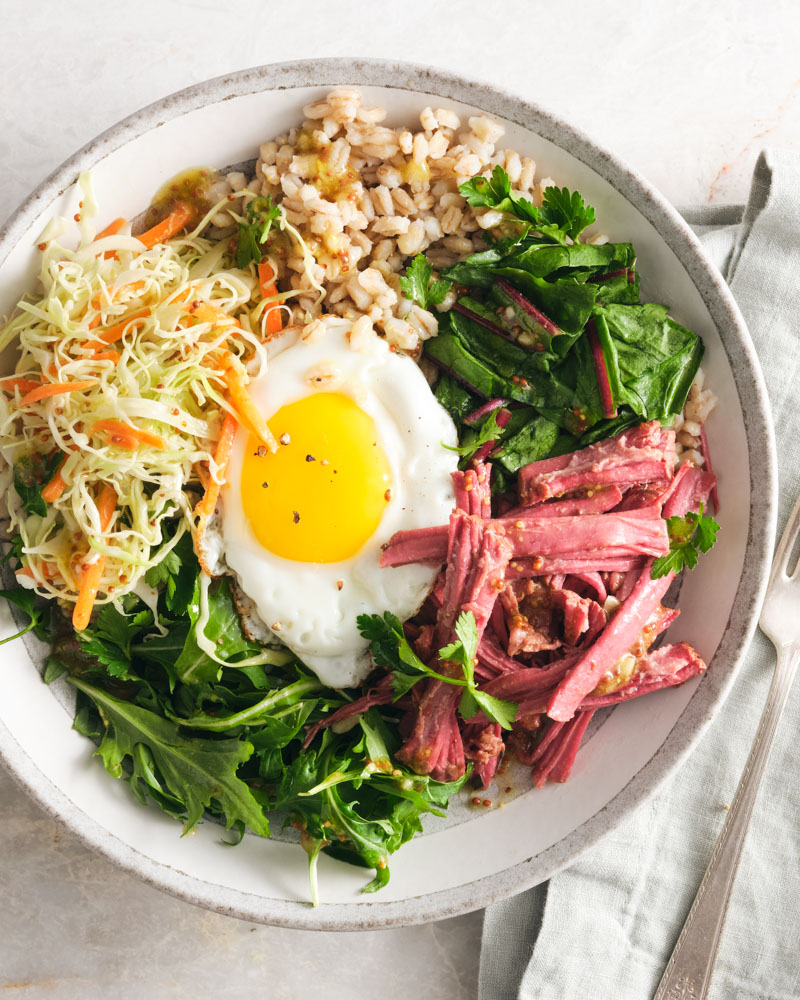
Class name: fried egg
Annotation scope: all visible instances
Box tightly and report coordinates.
[219,318,457,688]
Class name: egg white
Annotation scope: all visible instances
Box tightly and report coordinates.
[219,320,458,688]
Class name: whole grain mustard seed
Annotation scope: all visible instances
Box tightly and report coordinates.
[336,580,344,591]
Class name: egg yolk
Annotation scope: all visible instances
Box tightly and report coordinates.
[238,392,393,563]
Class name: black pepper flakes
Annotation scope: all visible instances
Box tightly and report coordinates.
[292,511,300,523]
[305,454,316,462]
[262,482,269,488]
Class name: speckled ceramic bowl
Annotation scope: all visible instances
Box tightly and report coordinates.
[0,59,777,930]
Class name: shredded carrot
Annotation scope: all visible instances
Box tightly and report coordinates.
[188,301,241,329]
[89,350,122,363]
[86,281,146,329]
[90,420,166,451]
[258,260,283,336]
[72,483,117,631]
[95,217,127,259]
[219,351,276,451]
[18,380,97,408]
[137,203,194,250]
[41,457,68,503]
[1,377,41,395]
[195,412,237,525]
[82,307,150,351]
[95,217,126,241]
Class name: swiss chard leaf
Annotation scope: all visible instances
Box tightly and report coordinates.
[492,414,560,474]
[592,304,704,421]
[69,675,270,836]
[398,254,451,310]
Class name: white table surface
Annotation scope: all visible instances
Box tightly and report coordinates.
[2,2,799,997]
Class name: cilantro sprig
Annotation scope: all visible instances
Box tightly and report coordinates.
[651,503,720,579]
[357,610,517,729]
[236,195,281,268]
[459,165,595,245]
[398,254,452,310]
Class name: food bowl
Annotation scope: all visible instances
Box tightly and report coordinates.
[0,59,777,929]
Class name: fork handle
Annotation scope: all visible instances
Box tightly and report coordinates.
[653,642,800,1000]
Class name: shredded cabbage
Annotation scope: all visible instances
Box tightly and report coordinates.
[0,176,319,609]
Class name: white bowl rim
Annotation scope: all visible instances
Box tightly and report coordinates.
[0,57,777,931]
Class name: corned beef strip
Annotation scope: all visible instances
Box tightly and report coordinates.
[478,633,524,676]
[503,485,623,521]
[506,555,645,578]
[503,509,668,561]
[381,508,667,569]
[579,642,706,709]
[396,678,464,780]
[463,720,505,789]
[381,525,448,567]
[566,572,607,603]
[398,510,512,782]
[303,674,395,748]
[517,421,675,506]
[546,464,714,721]
[534,711,595,786]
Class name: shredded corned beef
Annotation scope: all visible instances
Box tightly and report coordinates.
[517,420,675,506]
[326,421,716,795]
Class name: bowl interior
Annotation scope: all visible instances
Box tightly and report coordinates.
[0,70,773,929]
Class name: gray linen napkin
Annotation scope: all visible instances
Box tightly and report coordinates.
[479,149,800,1000]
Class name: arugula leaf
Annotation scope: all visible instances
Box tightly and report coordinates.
[0,534,23,568]
[651,503,720,579]
[69,675,270,836]
[13,452,61,518]
[174,576,262,686]
[538,186,596,242]
[236,195,281,268]
[77,603,154,679]
[398,254,451,310]
[0,588,44,646]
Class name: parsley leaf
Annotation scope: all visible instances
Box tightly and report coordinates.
[440,612,517,730]
[13,452,62,517]
[458,166,596,246]
[398,254,451,310]
[444,408,505,460]
[358,610,517,730]
[651,503,720,579]
[539,186,596,242]
[236,195,281,268]
[460,165,538,223]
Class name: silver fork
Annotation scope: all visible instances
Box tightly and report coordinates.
[654,490,800,1000]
